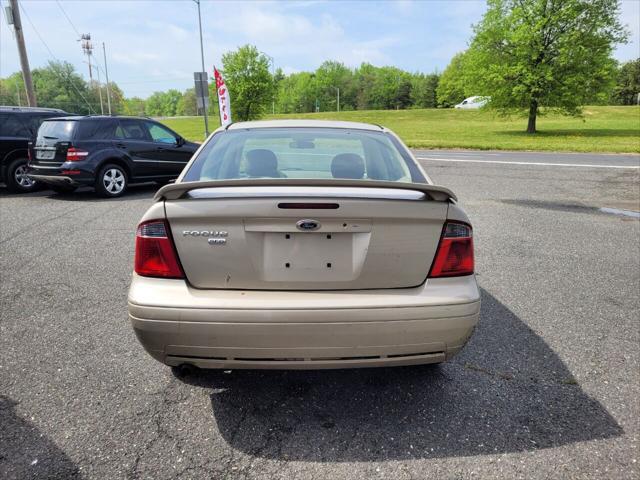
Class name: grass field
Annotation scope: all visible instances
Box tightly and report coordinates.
[162,105,640,153]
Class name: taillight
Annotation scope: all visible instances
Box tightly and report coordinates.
[134,220,184,279]
[428,222,474,278]
[66,147,89,161]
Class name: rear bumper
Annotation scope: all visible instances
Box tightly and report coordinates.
[27,165,94,187]
[128,274,481,370]
[27,174,83,187]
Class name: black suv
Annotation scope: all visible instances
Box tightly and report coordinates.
[1,106,68,193]
[27,116,198,197]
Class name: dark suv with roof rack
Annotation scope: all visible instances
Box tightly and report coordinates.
[1,106,68,193]
[27,115,198,197]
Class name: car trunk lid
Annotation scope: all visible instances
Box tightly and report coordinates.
[163,181,452,291]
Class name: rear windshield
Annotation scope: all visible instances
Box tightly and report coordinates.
[37,120,77,143]
[182,128,424,183]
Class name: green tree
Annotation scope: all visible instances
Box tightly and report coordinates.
[411,73,439,108]
[32,61,94,113]
[123,97,146,116]
[0,72,25,106]
[437,52,471,107]
[354,63,378,109]
[1,62,125,114]
[144,92,165,116]
[467,0,628,133]
[176,87,198,116]
[144,89,182,117]
[314,61,355,111]
[611,59,640,105]
[276,72,317,113]
[221,45,274,121]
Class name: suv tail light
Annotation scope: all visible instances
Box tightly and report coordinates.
[66,147,89,161]
[428,222,474,278]
[135,220,184,279]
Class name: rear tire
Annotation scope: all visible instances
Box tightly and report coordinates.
[5,158,38,193]
[95,163,128,198]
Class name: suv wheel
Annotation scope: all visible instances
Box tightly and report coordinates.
[6,158,38,193]
[95,164,127,198]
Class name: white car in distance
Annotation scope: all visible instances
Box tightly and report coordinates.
[454,96,490,109]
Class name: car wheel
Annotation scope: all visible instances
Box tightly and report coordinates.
[6,158,38,193]
[50,184,78,194]
[95,164,127,197]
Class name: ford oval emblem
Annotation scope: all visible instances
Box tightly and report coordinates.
[296,219,320,231]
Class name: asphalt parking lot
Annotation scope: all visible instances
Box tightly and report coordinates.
[1,150,639,479]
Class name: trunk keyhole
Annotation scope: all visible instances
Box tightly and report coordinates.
[285,234,290,239]
[327,263,332,268]
[285,263,290,268]
[326,234,332,239]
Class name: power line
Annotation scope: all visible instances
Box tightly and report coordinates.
[54,0,80,37]
[18,2,94,112]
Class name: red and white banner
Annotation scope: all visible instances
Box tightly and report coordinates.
[213,67,232,127]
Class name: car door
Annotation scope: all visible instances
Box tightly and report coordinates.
[143,121,192,178]
[113,119,158,179]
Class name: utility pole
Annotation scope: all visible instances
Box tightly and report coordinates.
[95,63,104,115]
[194,0,209,137]
[102,42,112,114]
[336,87,340,112]
[80,34,94,84]
[8,0,37,106]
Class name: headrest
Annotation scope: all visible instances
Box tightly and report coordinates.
[331,153,365,179]
[246,149,278,177]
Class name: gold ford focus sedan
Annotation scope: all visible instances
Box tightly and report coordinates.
[128,120,480,371]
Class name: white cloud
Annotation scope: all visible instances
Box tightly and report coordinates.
[209,5,396,68]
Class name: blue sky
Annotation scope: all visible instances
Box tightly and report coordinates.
[1,0,638,98]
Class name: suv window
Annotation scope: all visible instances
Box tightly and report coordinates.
[76,119,117,140]
[145,122,177,144]
[37,120,77,142]
[0,114,30,137]
[115,120,148,141]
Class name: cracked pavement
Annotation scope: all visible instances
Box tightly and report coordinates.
[1,150,639,479]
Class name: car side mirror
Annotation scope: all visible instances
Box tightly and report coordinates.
[176,136,185,146]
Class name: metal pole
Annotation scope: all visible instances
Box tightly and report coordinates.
[195,0,209,137]
[95,63,104,114]
[337,87,340,112]
[8,0,37,106]
[102,42,112,114]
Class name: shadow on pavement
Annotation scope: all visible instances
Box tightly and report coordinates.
[176,289,622,461]
[0,396,82,479]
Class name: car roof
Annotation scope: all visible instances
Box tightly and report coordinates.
[0,106,67,114]
[226,119,385,132]
[41,115,152,121]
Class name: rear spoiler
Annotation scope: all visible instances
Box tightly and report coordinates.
[154,179,457,202]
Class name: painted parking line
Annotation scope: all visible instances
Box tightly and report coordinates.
[599,207,640,218]
[416,157,640,169]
